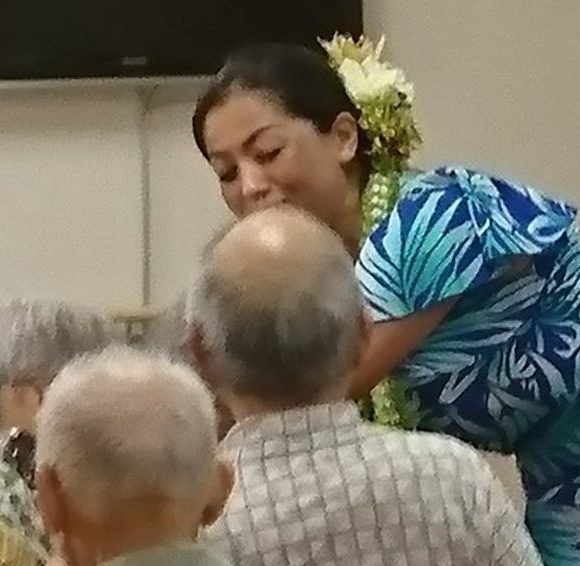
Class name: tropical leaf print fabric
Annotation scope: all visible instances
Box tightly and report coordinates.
[356,166,580,565]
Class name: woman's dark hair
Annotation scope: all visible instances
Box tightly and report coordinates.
[192,43,371,180]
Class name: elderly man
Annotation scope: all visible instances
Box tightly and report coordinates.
[36,346,233,566]
[193,207,542,566]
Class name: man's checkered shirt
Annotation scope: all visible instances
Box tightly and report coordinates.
[203,402,541,566]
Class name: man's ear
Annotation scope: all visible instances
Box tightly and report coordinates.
[38,468,97,566]
[356,307,373,365]
[361,307,373,339]
[187,326,207,366]
[187,328,225,393]
[36,466,67,537]
[201,459,234,528]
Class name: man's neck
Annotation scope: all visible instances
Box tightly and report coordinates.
[73,499,201,565]
[227,390,347,423]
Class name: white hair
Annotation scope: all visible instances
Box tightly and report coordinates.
[192,208,363,404]
[36,346,217,519]
[0,299,111,387]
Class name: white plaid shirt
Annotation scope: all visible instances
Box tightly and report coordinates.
[203,402,541,566]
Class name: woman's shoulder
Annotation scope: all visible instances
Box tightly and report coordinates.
[400,165,575,211]
[371,165,576,252]
[357,165,577,321]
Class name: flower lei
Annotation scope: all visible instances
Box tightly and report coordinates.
[320,34,423,429]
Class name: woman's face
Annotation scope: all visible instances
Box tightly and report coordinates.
[202,91,360,230]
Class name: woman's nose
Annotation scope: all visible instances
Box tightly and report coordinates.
[240,163,271,202]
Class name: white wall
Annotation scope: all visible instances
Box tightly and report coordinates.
[148,93,229,306]
[0,85,229,311]
[364,0,580,203]
[0,88,143,310]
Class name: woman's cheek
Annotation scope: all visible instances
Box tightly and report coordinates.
[221,184,244,217]
[274,156,313,200]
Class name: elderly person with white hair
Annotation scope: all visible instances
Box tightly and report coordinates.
[0,299,110,484]
[0,299,110,566]
[193,207,542,566]
[35,346,232,566]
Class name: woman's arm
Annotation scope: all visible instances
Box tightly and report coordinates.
[349,298,457,399]
[350,254,533,399]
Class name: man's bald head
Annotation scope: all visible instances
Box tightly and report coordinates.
[209,207,352,307]
[194,207,364,406]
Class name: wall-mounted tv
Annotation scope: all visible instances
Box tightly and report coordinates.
[0,0,362,80]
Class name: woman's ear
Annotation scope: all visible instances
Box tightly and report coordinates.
[330,111,359,165]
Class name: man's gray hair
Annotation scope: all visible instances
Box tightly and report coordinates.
[0,299,111,387]
[193,208,363,404]
[36,346,217,519]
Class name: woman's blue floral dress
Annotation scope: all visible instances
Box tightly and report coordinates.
[357,166,580,566]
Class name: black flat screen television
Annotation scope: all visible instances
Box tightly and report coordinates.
[0,0,362,80]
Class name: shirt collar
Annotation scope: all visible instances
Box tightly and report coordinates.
[221,401,361,452]
[101,542,225,566]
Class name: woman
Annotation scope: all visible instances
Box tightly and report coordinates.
[192,42,580,565]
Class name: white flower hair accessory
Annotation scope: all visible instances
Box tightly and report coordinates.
[320,34,422,235]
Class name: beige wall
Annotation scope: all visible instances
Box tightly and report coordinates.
[0,88,143,310]
[364,0,580,203]
[148,94,229,306]
[0,86,229,310]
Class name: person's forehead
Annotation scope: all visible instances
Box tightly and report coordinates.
[204,93,291,157]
